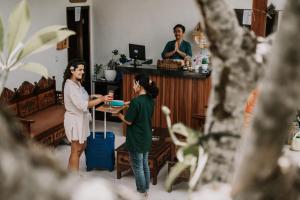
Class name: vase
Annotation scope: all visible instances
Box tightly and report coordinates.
[105,70,117,82]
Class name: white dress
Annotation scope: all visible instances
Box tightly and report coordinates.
[64,79,91,144]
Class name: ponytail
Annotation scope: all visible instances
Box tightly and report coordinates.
[134,73,159,99]
[146,81,159,98]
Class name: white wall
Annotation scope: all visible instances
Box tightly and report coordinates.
[0,0,93,91]
[1,0,287,91]
[93,0,287,66]
[93,0,202,66]
[225,0,286,9]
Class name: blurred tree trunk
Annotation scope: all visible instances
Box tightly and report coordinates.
[195,0,300,199]
[0,104,136,200]
[195,0,264,183]
[232,0,300,199]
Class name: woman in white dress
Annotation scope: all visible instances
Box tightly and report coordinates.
[62,59,112,171]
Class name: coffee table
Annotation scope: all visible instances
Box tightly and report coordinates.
[95,104,126,138]
[115,128,171,185]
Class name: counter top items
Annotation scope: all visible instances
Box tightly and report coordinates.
[157,57,192,71]
[157,59,183,70]
[117,64,211,79]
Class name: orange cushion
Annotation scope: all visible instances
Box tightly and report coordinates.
[25,105,65,137]
[244,88,259,128]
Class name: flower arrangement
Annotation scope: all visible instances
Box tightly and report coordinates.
[106,49,119,70]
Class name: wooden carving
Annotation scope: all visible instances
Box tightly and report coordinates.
[57,38,69,50]
[0,88,16,102]
[18,97,39,117]
[38,77,55,91]
[18,81,36,97]
[0,88,18,114]
[38,90,56,110]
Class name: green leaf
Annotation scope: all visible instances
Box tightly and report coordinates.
[189,148,208,190]
[21,62,48,78]
[18,26,75,60]
[172,123,189,137]
[0,17,3,53]
[7,0,30,55]
[165,162,189,192]
[182,145,199,158]
[162,105,171,115]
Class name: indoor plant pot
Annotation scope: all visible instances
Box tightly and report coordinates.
[105,70,117,82]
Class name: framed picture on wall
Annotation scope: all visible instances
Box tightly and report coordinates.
[57,38,69,50]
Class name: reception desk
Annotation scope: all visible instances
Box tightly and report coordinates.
[117,64,212,132]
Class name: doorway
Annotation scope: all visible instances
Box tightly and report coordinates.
[66,6,91,93]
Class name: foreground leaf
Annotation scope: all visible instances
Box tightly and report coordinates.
[7,0,30,55]
[21,62,48,77]
[18,27,75,60]
[0,17,3,53]
[189,147,208,190]
[165,162,189,192]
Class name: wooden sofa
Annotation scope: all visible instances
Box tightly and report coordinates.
[0,76,65,145]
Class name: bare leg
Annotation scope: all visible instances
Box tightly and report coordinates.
[78,141,87,157]
[68,141,84,171]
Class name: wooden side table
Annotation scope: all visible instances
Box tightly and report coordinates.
[116,128,171,185]
[95,104,126,138]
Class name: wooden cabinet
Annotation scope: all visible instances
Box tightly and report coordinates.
[122,72,211,131]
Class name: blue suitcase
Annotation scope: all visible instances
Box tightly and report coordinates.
[85,132,115,171]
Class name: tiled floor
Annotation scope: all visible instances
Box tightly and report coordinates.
[54,120,189,200]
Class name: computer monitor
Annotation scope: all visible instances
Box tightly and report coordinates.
[129,44,146,67]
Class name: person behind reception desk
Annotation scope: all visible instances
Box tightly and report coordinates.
[161,24,192,60]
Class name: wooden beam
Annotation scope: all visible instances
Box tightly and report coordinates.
[251,0,268,37]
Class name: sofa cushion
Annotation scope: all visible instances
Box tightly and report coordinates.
[25,105,65,137]
[38,89,56,110]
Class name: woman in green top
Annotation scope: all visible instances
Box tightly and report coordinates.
[116,73,159,197]
[161,24,192,60]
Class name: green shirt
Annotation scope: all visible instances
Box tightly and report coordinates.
[125,94,155,153]
[161,40,192,60]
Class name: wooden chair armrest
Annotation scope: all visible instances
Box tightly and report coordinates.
[18,118,35,135]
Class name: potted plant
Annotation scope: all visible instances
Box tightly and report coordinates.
[94,64,105,79]
[104,49,119,82]
[119,54,129,64]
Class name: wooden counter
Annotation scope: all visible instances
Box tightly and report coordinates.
[117,65,212,132]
